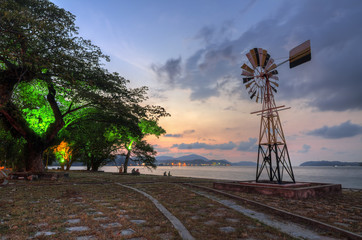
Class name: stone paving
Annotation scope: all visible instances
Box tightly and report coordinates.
[2,173,355,239]
[30,197,145,239]
[0,182,180,239]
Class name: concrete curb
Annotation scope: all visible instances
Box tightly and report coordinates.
[115,182,195,240]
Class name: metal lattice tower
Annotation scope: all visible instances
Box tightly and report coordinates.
[241,41,311,183]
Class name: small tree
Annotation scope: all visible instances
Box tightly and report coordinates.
[52,140,72,170]
[120,119,166,173]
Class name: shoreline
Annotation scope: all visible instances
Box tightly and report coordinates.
[48,165,362,189]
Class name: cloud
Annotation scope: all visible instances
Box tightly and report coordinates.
[151,57,182,85]
[224,106,237,111]
[298,144,311,153]
[164,134,183,138]
[154,147,169,153]
[164,130,195,138]
[307,120,362,139]
[170,138,258,152]
[183,129,195,134]
[172,141,236,150]
[236,138,258,152]
[194,26,215,44]
[239,0,257,15]
[152,0,362,110]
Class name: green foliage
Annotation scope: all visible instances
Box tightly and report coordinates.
[12,80,55,135]
[114,119,166,173]
[61,113,122,171]
[0,0,170,172]
[139,119,166,136]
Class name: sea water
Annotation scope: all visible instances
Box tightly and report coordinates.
[96,165,362,189]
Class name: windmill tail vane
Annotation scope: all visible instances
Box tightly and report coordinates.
[241,40,311,184]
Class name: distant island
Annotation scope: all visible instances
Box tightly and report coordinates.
[300,161,362,167]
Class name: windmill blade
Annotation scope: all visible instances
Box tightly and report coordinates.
[260,88,264,103]
[241,63,254,74]
[250,90,257,99]
[265,58,274,70]
[256,87,263,103]
[264,53,271,69]
[258,48,264,67]
[271,86,277,93]
[270,81,279,88]
[246,52,257,68]
[241,70,253,77]
[269,70,278,75]
[243,77,254,84]
[269,75,279,81]
[251,48,260,66]
[248,84,257,94]
[261,49,267,68]
[267,63,277,72]
[245,80,255,89]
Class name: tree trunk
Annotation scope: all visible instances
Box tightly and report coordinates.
[66,156,73,171]
[91,158,100,171]
[123,150,131,173]
[25,143,44,173]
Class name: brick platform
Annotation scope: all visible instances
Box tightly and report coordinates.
[213,181,342,199]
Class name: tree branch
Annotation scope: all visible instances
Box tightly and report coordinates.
[0,102,35,140]
[45,83,65,145]
[62,102,91,118]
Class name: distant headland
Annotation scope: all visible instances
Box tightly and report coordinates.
[104,154,256,167]
[155,154,256,166]
[300,161,362,167]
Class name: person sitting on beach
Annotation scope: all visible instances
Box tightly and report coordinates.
[168,171,171,176]
[163,171,167,176]
[131,168,140,175]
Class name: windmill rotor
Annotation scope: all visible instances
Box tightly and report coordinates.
[241,48,279,103]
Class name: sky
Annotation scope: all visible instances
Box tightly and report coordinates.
[51,0,362,165]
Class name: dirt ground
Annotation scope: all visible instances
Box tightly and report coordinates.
[1,171,361,239]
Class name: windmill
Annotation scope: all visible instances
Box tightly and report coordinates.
[241,40,311,184]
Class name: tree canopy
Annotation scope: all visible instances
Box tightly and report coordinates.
[0,0,169,172]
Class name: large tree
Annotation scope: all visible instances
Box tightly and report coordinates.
[0,0,168,172]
